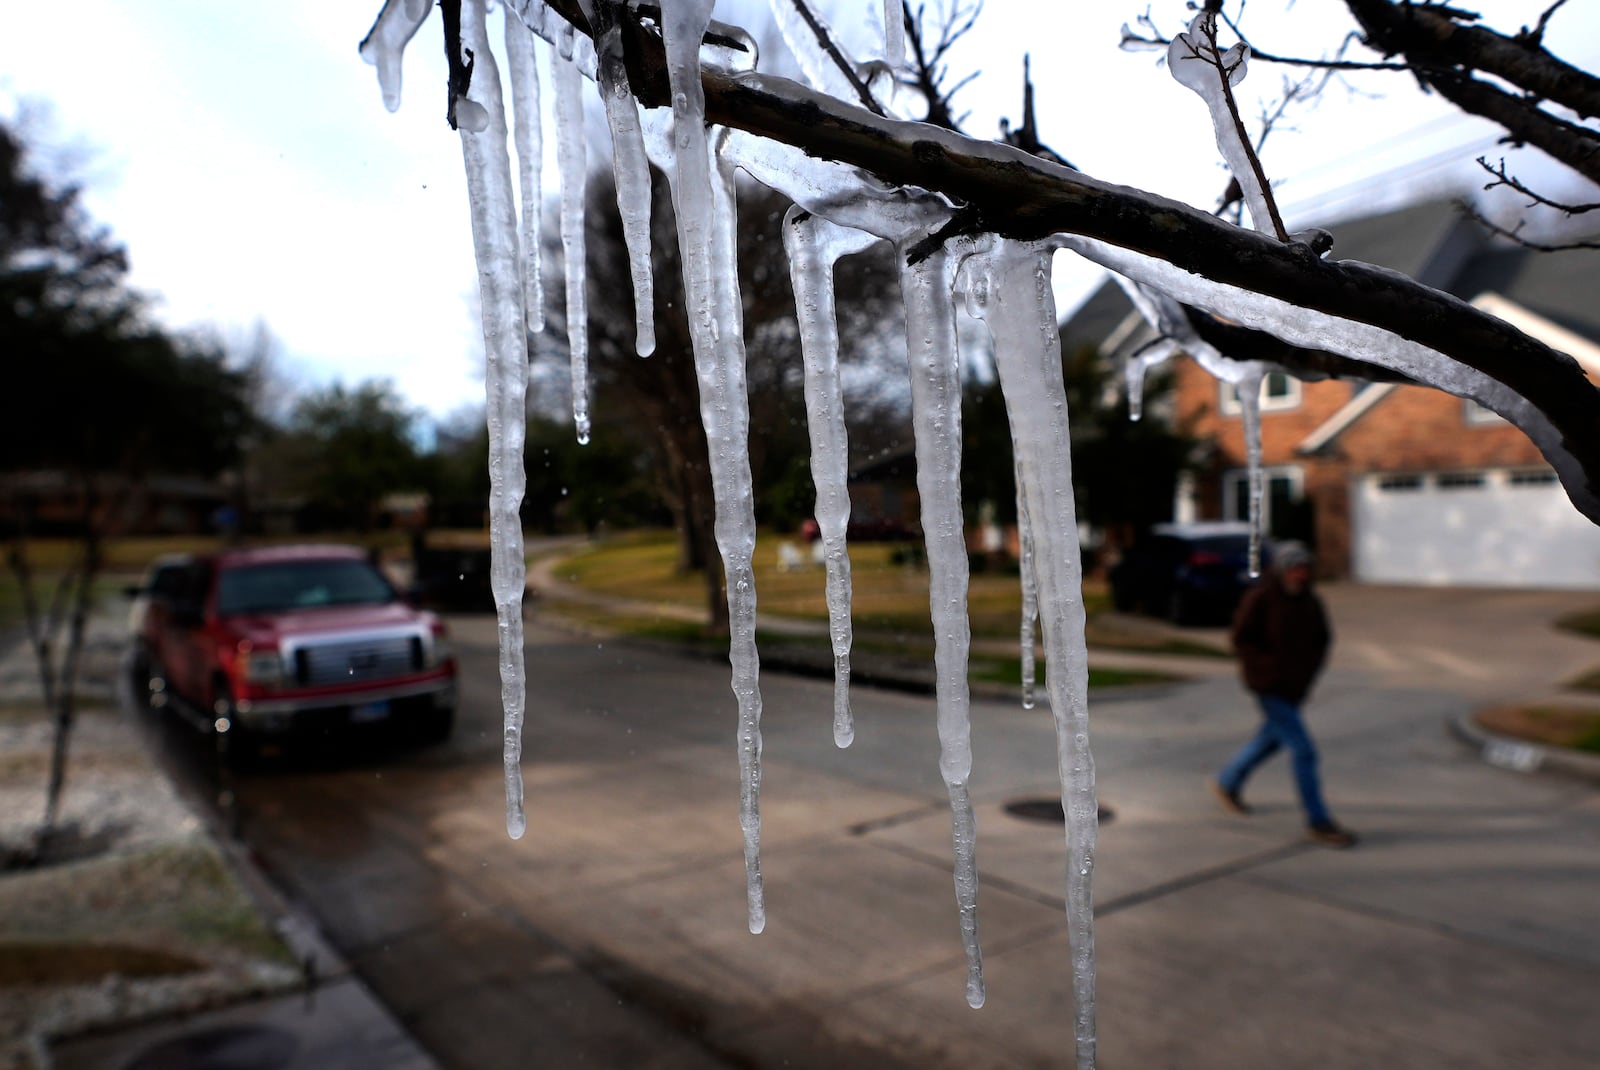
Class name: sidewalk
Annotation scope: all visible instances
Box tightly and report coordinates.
[0,606,437,1070]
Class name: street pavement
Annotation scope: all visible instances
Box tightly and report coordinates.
[215,585,1600,1069]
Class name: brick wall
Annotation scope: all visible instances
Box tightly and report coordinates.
[1172,358,1548,578]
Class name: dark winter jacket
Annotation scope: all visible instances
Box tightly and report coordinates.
[1230,573,1331,703]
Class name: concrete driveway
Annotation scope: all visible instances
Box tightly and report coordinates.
[218,581,1600,1069]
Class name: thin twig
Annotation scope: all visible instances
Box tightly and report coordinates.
[785,0,887,117]
[1460,199,1600,251]
[1523,0,1570,45]
[440,0,475,131]
[1477,156,1600,214]
[1186,13,1290,240]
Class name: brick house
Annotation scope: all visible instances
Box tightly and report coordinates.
[1065,200,1600,589]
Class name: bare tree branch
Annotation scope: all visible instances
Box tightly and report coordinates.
[525,0,1600,517]
[1459,199,1600,252]
[1345,0,1600,120]
[1477,156,1600,214]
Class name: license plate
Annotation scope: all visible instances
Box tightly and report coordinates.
[351,700,391,723]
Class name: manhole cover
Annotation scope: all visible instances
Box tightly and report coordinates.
[122,1025,299,1070]
[1003,798,1115,825]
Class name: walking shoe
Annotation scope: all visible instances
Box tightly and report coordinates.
[1209,779,1251,816]
[1308,821,1358,848]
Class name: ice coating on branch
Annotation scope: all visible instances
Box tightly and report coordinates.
[1236,371,1266,577]
[579,0,656,356]
[765,0,867,103]
[1168,12,1280,237]
[503,10,546,333]
[782,207,877,748]
[901,242,985,1010]
[882,0,904,70]
[455,0,531,841]
[966,238,1097,1068]
[662,0,768,936]
[504,0,598,75]
[359,0,434,112]
[1016,466,1038,710]
[552,50,592,443]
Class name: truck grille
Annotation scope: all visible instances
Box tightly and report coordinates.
[291,635,422,686]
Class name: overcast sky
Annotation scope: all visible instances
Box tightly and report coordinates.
[4,1,1598,423]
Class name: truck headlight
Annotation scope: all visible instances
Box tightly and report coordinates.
[243,651,285,685]
[425,635,453,668]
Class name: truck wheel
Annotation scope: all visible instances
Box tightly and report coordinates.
[1167,589,1193,627]
[421,704,455,745]
[211,683,256,767]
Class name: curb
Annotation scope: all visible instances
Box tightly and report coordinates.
[1448,713,1600,785]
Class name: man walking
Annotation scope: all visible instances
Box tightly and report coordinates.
[1212,541,1357,847]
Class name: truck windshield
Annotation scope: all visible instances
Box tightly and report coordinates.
[215,560,395,616]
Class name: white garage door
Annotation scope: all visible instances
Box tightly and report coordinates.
[1354,469,1600,588]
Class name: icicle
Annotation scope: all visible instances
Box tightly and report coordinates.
[1125,338,1179,423]
[1168,12,1279,236]
[455,0,531,841]
[359,0,434,113]
[764,0,866,103]
[782,207,877,748]
[502,9,546,333]
[552,49,591,443]
[579,0,656,356]
[1238,370,1266,578]
[1016,465,1038,711]
[966,238,1097,1069]
[662,0,768,936]
[901,241,985,1010]
[881,0,904,70]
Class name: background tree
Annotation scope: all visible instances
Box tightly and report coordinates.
[264,380,424,532]
[551,165,903,633]
[0,116,252,857]
[961,347,1194,549]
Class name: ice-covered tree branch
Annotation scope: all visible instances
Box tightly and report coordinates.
[509,0,1600,522]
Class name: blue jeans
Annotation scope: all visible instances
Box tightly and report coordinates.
[1218,692,1331,827]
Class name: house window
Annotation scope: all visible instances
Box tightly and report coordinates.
[1436,471,1487,490]
[1508,469,1558,487]
[1223,465,1305,538]
[1220,371,1301,415]
[1376,474,1423,492]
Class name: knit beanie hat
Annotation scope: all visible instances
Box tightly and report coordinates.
[1274,540,1313,572]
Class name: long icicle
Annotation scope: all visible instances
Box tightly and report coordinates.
[579,0,656,356]
[1016,459,1039,710]
[901,240,985,1010]
[968,238,1097,1068]
[502,5,546,333]
[1238,369,1266,577]
[456,0,531,841]
[882,0,904,69]
[552,46,592,442]
[662,0,767,936]
[782,207,876,747]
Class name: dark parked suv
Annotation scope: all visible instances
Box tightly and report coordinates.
[1109,522,1267,626]
[135,545,457,749]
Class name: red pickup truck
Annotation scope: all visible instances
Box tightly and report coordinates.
[137,545,457,749]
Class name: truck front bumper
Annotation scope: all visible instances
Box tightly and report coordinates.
[233,677,456,733]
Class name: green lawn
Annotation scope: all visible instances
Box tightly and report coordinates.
[551,529,1111,641]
